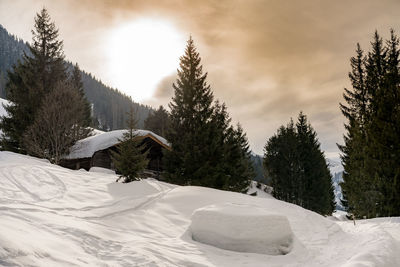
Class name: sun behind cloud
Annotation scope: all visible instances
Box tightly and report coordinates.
[107,18,185,101]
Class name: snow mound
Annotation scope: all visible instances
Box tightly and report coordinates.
[247,180,274,198]
[107,179,169,199]
[89,166,116,174]
[189,203,294,255]
[65,129,169,159]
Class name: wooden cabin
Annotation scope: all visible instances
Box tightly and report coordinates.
[60,130,170,177]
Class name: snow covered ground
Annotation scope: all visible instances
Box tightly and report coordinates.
[0,151,399,266]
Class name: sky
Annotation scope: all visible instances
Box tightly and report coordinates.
[1,0,400,156]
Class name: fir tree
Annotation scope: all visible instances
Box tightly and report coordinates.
[0,8,66,152]
[111,106,149,183]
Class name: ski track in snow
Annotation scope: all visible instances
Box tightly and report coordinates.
[0,151,399,266]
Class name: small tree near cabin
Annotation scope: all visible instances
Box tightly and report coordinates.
[111,106,149,183]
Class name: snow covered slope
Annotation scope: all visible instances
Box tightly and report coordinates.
[0,151,399,266]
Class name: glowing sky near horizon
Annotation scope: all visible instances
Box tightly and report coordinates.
[107,18,185,101]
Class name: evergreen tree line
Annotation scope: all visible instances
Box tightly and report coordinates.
[0,23,153,132]
[264,113,335,215]
[80,70,152,130]
[0,8,91,163]
[163,37,255,192]
[339,30,400,218]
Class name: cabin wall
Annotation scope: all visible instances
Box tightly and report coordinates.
[91,149,112,169]
[59,158,91,171]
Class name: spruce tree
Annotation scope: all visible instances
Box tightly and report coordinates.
[264,113,335,215]
[0,8,66,152]
[164,37,253,192]
[164,37,216,186]
[338,43,371,216]
[111,106,149,183]
[225,123,254,192]
[339,30,400,218]
[296,112,335,214]
[264,120,299,203]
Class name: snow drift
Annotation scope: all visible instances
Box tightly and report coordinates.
[190,203,293,255]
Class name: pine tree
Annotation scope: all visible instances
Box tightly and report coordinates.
[0,8,66,152]
[111,106,149,183]
[164,36,216,186]
[144,105,170,137]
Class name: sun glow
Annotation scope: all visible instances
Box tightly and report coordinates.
[107,18,185,101]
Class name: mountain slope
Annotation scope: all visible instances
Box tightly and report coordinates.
[0,24,153,130]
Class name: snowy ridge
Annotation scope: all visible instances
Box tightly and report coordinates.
[0,151,399,266]
[65,129,169,159]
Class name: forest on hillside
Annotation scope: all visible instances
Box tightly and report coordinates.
[0,24,153,130]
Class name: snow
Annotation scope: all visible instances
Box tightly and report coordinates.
[0,151,399,266]
[326,157,345,210]
[247,180,274,198]
[0,98,10,137]
[189,203,293,255]
[89,166,116,174]
[0,98,8,117]
[65,129,169,159]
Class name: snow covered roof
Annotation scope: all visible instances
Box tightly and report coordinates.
[65,129,170,159]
